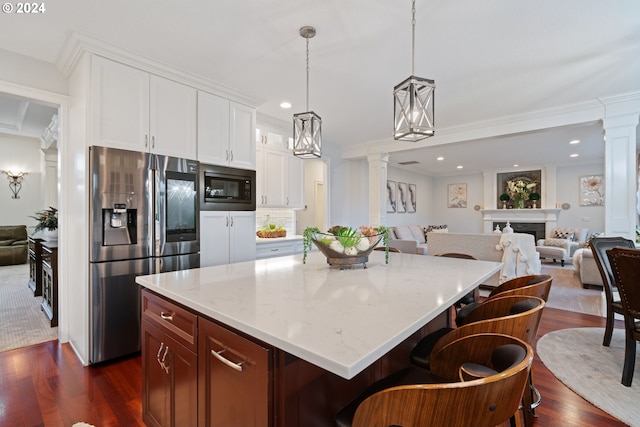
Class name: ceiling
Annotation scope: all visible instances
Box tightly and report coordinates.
[1,0,638,175]
[0,94,58,141]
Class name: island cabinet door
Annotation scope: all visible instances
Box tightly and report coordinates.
[142,319,198,427]
[198,317,272,427]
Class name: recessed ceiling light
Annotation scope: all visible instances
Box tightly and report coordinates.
[569,139,580,144]
[570,153,579,158]
[457,165,463,169]
[280,101,292,109]
[513,164,519,167]
[436,156,444,161]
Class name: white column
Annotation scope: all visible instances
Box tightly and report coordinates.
[367,153,389,227]
[603,113,639,239]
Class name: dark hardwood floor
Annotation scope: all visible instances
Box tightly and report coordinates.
[0,307,628,427]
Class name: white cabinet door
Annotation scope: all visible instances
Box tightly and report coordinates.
[229,102,256,170]
[150,75,197,159]
[200,211,231,267]
[258,147,287,207]
[197,91,230,166]
[287,154,304,208]
[200,211,255,266]
[91,56,150,151]
[229,211,256,263]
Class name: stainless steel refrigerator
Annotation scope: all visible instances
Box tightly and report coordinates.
[89,146,199,364]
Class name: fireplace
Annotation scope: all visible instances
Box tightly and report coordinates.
[493,222,545,241]
[480,208,561,238]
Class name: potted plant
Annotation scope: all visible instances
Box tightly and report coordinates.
[499,193,510,209]
[529,192,540,208]
[31,206,58,239]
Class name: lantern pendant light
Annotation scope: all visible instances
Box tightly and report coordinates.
[293,25,322,158]
[393,0,435,141]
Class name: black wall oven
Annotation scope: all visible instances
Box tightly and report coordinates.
[199,163,256,211]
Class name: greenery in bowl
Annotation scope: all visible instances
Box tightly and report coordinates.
[31,206,58,231]
[529,192,540,201]
[499,193,510,202]
[303,225,390,264]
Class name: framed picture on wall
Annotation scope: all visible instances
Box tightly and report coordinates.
[447,183,467,208]
[397,182,407,213]
[579,175,605,206]
[386,180,397,213]
[407,183,417,213]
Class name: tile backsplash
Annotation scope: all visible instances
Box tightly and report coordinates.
[256,209,296,235]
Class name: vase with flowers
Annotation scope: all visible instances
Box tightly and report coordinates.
[31,206,58,240]
[507,179,537,209]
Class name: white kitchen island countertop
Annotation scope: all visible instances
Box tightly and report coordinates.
[135,251,502,379]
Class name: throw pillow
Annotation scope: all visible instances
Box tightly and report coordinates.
[552,229,575,241]
[582,232,601,248]
[424,224,448,242]
[543,238,571,248]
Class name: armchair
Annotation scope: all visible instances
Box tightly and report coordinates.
[536,227,589,266]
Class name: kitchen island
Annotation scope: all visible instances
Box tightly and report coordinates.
[136,251,502,427]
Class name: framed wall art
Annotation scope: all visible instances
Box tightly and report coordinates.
[386,180,397,213]
[407,183,417,213]
[397,182,407,213]
[447,183,467,208]
[579,175,604,206]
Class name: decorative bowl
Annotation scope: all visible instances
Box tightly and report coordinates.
[310,231,383,268]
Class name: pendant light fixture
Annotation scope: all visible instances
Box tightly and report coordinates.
[393,0,435,141]
[293,25,322,158]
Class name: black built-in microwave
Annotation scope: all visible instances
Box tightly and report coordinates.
[199,163,256,211]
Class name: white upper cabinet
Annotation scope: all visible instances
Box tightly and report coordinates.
[255,122,304,209]
[91,56,197,159]
[198,91,256,170]
[149,75,197,159]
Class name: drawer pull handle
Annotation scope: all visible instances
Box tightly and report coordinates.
[270,249,279,252]
[211,349,244,372]
[160,311,174,321]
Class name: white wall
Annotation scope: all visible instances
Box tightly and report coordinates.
[0,134,43,230]
[386,166,434,226]
[555,163,606,232]
[431,173,485,232]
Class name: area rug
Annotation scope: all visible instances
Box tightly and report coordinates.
[0,264,58,352]
[540,264,603,316]
[537,327,639,427]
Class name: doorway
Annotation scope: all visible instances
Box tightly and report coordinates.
[297,157,330,233]
[0,83,65,351]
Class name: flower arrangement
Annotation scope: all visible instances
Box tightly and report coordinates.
[506,178,537,208]
[31,206,58,231]
[303,225,390,265]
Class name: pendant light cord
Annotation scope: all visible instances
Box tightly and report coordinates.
[306,37,310,112]
[411,0,416,76]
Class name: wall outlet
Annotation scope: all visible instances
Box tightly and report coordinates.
[581,217,590,222]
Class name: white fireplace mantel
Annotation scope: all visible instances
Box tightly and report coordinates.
[480,209,561,236]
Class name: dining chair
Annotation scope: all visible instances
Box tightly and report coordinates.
[455,274,552,326]
[435,252,479,306]
[335,333,533,427]
[606,247,640,387]
[410,295,545,427]
[588,236,636,346]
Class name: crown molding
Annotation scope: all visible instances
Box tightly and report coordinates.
[56,30,262,108]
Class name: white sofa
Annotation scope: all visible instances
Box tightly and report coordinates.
[427,232,541,288]
[388,225,430,255]
[573,248,604,288]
